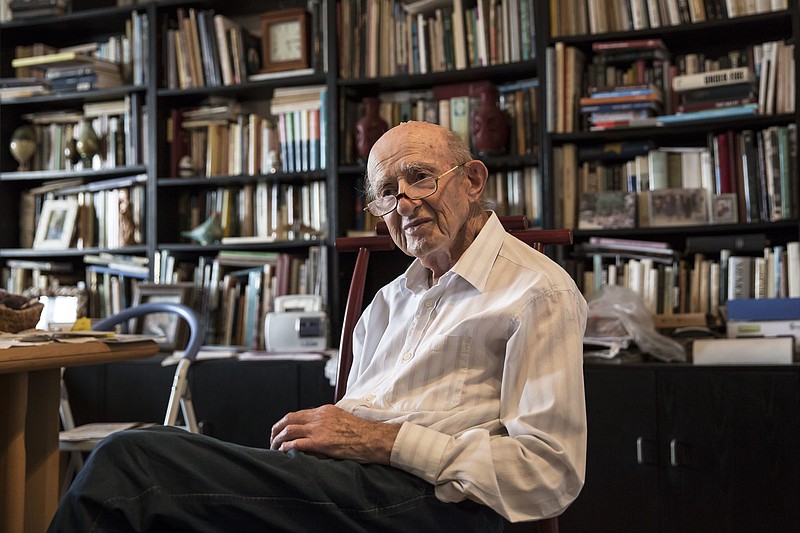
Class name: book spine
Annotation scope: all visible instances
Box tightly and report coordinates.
[727,255,754,300]
[672,66,755,92]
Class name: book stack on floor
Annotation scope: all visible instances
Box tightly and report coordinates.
[580,39,668,130]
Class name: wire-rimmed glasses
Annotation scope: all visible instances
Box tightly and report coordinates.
[364,164,463,217]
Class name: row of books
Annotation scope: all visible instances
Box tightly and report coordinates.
[556,124,797,229]
[12,97,140,173]
[20,176,147,250]
[9,10,148,91]
[341,79,536,164]
[153,247,327,349]
[577,237,800,318]
[163,7,260,90]
[170,88,327,178]
[550,37,794,134]
[175,180,328,246]
[338,0,535,79]
[551,0,790,38]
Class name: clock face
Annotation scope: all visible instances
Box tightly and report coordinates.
[269,21,302,62]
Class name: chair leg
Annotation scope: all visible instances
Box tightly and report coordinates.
[61,451,84,496]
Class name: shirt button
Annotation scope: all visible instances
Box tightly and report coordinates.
[402,351,413,361]
[424,299,434,309]
[365,394,376,402]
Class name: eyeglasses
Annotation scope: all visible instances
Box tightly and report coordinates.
[364,164,463,217]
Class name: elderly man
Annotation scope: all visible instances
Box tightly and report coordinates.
[49,121,587,532]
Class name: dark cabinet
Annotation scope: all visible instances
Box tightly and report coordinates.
[560,364,800,533]
[64,357,335,447]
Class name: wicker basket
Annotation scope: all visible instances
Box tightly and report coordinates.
[0,302,44,333]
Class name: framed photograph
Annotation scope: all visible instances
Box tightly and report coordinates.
[33,198,79,249]
[130,282,195,352]
[260,8,309,73]
[711,193,739,224]
[578,191,637,229]
[647,188,709,227]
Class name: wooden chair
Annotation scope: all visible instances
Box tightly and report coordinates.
[334,216,572,533]
[59,302,204,492]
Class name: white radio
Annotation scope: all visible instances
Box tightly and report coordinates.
[264,295,328,352]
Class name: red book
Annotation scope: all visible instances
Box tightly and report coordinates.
[713,132,732,194]
[169,108,191,178]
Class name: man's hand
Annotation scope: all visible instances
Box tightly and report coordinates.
[269,404,401,464]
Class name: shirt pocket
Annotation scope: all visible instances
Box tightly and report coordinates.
[384,335,473,411]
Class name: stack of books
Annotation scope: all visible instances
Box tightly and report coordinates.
[726,297,800,358]
[8,0,68,19]
[667,66,758,122]
[580,38,669,130]
[12,51,123,92]
[0,77,50,100]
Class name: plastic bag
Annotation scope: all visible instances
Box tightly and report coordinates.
[586,285,687,362]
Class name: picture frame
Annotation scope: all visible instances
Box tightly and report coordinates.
[711,193,739,224]
[130,282,195,352]
[647,188,709,227]
[260,8,310,73]
[578,191,637,229]
[33,198,79,249]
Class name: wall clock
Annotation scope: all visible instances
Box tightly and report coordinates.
[260,8,310,73]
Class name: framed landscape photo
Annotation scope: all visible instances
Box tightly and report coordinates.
[260,8,310,73]
[130,282,195,352]
[33,198,79,249]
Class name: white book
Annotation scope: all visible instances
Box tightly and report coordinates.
[753,257,768,298]
[451,0,467,69]
[692,337,795,364]
[787,241,800,297]
[728,255,754,300]
[672,66,756,92]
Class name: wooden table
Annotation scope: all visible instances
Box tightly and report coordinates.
[0,339,159,533]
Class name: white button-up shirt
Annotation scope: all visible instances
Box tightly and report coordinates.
[337,213,588,522]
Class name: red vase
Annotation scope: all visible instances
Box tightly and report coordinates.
[472,85,509,155]
[355,97,389,161]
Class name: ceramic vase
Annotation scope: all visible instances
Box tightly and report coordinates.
[472,85,509,156]
[9,125,36,171]
[355,97,388,161]
[76,120,100,167]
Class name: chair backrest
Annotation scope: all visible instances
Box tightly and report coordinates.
[92,302,205,428]
[93,302,204,362]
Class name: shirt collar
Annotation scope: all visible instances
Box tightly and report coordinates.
[401,211,503,294]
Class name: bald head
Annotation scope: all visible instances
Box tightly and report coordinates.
[365,122,472,200]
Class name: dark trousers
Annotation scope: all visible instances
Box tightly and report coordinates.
[49,426,503,532]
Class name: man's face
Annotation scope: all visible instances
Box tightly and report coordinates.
[367,124,472,265]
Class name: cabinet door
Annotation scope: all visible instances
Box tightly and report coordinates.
[560,366,661,532]
[659,369,800,532]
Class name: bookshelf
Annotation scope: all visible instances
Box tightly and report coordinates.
[544,2,800,324]
[1,0,799,341]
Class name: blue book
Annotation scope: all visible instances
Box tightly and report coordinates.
[727,298,800,321]
[657,104,758,125]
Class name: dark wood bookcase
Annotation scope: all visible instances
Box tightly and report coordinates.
[3,1,800,527]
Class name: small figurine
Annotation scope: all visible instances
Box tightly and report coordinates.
[181,212,223,245]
